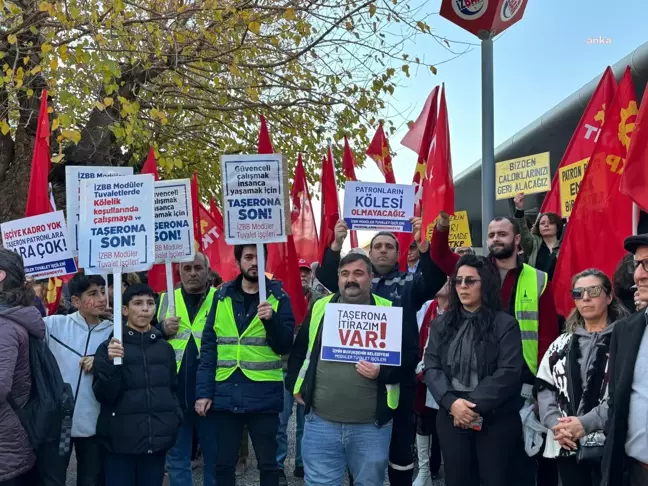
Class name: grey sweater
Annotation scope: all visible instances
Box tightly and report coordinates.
[538,323,615,434]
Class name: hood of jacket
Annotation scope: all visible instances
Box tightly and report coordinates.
[0,305,45,339]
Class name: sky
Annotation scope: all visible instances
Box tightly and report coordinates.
[312,0,648,250]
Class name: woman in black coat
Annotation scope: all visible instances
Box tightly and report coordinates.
[424,255,523,486]
[93,284,182,486]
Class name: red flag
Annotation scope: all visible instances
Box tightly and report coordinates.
[25,89,53,217]
[342,137,359,248]
[141,147,160,181]
[319,146,340,262]
[421,85,454,243]
[140,148,166,292]
[401,88,440,155]
[200,203,239,282]
[191,172,202,251]
[367,123,396,183]
[291,154,319,263]
[266,235,308,326]
[397,87,439,270]
[258,115,274,154]
[553,67,637,318]
[541,67,617,216]
[620,81,648,211]
[45,277,63,316]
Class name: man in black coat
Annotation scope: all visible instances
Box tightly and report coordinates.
[315,218,447,486]
[601,234,648,486]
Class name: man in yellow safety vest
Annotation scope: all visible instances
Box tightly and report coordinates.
[195,243,295,486]
[286,252,418,486]
[156,252,218,486]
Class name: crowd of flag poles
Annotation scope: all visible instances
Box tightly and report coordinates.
[17,66,648,322]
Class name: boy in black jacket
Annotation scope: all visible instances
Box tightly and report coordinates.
[93,284,182,486]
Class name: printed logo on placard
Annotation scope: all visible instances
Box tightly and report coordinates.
[452,0,488,20]
[501,0,523,22]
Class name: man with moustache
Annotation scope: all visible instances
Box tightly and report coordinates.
[431,213,559,486]
[601,234,648,486]
[287,252,417,486]
[196,244,295,486]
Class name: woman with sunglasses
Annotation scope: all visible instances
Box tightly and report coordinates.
[537,269,629,486]
[424,255,523,486]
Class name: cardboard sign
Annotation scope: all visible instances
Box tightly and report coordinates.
[78,174,155,272]
[65,166,134,256]
[343,181,414,232]
[154,179,195,263]
[321,303,403,366]
[559,158,589,218]
[495,152,551,200]
[221,154,289,244]
[1,211,77,278]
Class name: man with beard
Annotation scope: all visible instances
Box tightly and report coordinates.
[431,212,559,486]
[287,252,415,485]
[157,252,219,486]
[315,217,446,486]
[196,244,295,486]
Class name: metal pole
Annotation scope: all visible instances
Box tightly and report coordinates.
[480,37,495,250]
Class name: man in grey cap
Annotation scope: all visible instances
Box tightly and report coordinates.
[602,234,648,486]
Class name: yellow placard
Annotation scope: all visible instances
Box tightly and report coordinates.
[425,210,472,248]
[495,152,551,200]
[559,158,589,218]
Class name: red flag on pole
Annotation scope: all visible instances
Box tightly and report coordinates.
[401,88,441,155]
[553,67,637,318]
[291,154,319,264]
[342,137,359,249]
[141,147,160,181]
[25,89,53,217]
[367,123,396,183]
[258,114,274,154]
[421,85,455,243]
[397,87,439,270]
[540,67,617,216]
[620,81,648,212]
[319,146,340,263]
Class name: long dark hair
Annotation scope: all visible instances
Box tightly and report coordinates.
[565,268,629,333]
[439,255,502,346]
[0,249,35,307]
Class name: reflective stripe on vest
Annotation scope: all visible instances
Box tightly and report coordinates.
[214,295,282,382]
[293,294,401,410]
[157,287,217,372]
[515,264,547,376]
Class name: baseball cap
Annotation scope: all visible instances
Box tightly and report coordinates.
[298,258,312,270]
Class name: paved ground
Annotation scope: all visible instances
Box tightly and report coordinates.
[66,408,445,485]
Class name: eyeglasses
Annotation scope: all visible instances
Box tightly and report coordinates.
[453,277,481,287]
[628,259,648,274]
[571,285,605,300]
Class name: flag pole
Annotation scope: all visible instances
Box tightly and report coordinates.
[633,203,639,236]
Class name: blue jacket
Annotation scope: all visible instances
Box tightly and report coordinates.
[196,276,295,414]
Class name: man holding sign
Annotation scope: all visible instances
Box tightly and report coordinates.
[196,244,295,486]
[315,217,447,485]
[287,252,415,486]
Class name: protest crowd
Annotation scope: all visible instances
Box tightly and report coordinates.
[3,55,648,486]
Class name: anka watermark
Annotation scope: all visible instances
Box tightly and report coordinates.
[587,36,612,45]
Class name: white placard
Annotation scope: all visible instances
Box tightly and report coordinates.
[221,154,288,244]
[321,303,403,366]
[78,174,155,272]
[1,211,77,279]
[66,166,133,256]
[154,179,195,263]
[343,181,415,232]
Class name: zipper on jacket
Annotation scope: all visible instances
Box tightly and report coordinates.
[74,323,98,402]
[141,332,153,453]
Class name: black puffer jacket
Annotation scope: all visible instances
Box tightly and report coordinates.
[93,326,183,455]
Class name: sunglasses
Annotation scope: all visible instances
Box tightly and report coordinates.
[571,285,605,300]
[453,277,481,287]
[628,259,648,274]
